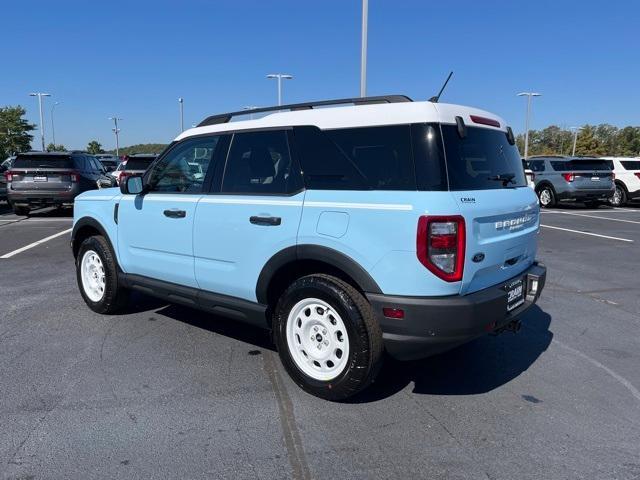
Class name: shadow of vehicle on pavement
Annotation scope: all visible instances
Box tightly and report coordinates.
[141,291,552,402]
[349,305,553,402]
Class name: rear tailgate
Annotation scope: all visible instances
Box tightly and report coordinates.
[452,189,539,294]
[10,155,75,191]
[10,168,74,191]
[553,159,614,190]
[439,121,539,295]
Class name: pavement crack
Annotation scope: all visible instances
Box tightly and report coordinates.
[262,351,312,480]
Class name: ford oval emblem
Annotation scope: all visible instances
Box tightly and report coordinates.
[472,253,485,263]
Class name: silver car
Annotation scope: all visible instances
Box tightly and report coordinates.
[529,156,615,208]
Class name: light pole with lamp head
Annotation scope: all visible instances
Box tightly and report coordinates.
[516,92,541,159]
[266,74,293,106]
[51,102,61,147]
[178,98,184,132]
[109,117,122,157]
[29,92,52,151]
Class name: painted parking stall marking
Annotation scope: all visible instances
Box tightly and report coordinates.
[540,224,633,243]
[0,228,73,259]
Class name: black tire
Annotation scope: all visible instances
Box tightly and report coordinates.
[273,274,384,401]
[12,205,30,216]
[610,183,628,207]
[536,184,556,208]
[76,235,129,314]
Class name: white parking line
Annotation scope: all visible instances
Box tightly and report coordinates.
[0,228,73,259]
[542,210,640,225]
[540,224,633,243]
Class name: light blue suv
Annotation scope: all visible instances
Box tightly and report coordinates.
[72,95,546,400]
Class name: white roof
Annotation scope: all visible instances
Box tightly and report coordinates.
[175,101,508,141]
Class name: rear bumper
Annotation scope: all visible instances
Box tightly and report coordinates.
[557,188,614,201]
[367,262,547,360]
[8,189,78,205]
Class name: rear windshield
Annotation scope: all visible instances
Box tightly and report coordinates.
[441,125,526,190]
[550,160,612,171]
[125,157,154,170]
[621,160,640,170]
[13,155,73,169]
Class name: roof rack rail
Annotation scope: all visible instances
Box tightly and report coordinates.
[197,95,413,127]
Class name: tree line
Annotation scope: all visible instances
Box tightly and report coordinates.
[2,104,638,160]
[516,124,640,158]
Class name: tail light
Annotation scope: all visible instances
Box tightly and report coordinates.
[530,172,535,181]
[635,173,640,180]
[611,172,615,180]
[562,173,575,182]
[70,171,80,182]
[417,215,465,282]
[4,171,12,182]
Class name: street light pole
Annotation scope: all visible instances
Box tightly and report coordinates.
[360,0,368,97]
[516,92,541,159]
[109,117,122,157]
[243,106,259,120]
[571,127,581,156]
[266,74,293,106]
[178,98,184,132]
[29,92,52,151]
[51,102,61,146]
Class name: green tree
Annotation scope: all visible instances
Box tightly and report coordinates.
[87,140,104,154]
[0,106,36,159]
[46,143,66,152]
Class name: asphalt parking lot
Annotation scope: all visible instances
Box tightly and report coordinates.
[1,201,639,480]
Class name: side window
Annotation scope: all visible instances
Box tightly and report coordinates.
[326,125,415,190]
[293,125,417,190]
[221,130,301,194]
[293,126,367,190]
[147,136,220,193]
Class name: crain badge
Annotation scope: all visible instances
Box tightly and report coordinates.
[460,197,476,204]
[495,214,535,231]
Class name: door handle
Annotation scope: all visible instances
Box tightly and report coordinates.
[164,209,186,218]
[250,215,281,226]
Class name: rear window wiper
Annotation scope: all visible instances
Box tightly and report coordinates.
[488,173,516,186]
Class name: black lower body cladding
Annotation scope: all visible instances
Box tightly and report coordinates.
[367,263,547,361]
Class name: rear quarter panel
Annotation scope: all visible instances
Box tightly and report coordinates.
[299,190,462,296]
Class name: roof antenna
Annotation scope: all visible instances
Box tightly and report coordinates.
[429,71,453,103]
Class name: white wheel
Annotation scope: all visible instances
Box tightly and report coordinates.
[285,297,350,381]
[80,249,106,302]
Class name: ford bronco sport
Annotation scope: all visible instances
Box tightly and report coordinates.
[72,95,546,400]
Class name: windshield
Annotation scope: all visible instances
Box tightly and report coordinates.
[441,125,527,190]
[13,155,73,169]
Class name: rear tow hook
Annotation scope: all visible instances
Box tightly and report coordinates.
[491,319,522,336]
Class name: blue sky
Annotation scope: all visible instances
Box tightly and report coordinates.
[2,0,638,150]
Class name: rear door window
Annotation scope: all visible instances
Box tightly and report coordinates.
[441,125,526,190]
[13,155,73,169]
[221,130,302,195]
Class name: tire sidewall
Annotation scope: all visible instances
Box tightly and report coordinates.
[273,276,372,397]
[537,185,555,208]
[76,236,119,313]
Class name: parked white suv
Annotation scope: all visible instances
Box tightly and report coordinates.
[602,157,640,206]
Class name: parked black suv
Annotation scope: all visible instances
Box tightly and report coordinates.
[6,151,107,215]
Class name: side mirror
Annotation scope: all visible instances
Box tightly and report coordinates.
[120,175,144,195]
